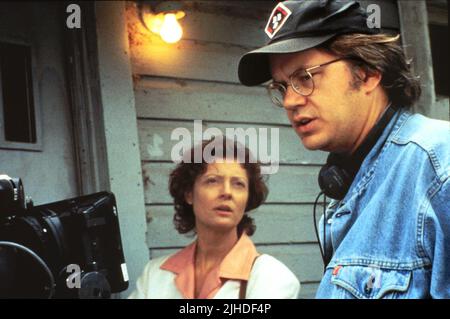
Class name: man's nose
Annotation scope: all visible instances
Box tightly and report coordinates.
[283,86,307,111]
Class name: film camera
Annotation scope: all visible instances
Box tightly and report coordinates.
[0,175,129,298]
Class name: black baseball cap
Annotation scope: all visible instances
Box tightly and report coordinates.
[238,0,379,86]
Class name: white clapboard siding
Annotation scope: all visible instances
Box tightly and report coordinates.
[131,38,247,83]
[135,77,289,125]
[137,119,327,165]
[145,203,326,248]
[179,9,267,48]
[150,243,324,284]
[142,162,322,204]
[299,282,321,299]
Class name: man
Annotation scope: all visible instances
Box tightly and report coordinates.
[238,0,449,298]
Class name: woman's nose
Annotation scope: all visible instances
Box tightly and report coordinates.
[220,181,232,198]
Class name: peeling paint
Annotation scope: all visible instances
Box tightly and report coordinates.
[145,208,153,223]
[147,134,164,158]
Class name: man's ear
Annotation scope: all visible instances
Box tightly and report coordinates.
[361,69,382,94]
[185,191,193,205]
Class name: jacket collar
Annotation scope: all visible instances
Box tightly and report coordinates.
[160,233,259,298]
[340,108,411,206]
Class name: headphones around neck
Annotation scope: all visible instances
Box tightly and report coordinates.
[318,106,397,200]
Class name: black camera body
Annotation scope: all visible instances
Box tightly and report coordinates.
[0,175,129,298]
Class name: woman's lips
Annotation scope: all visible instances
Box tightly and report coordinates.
[214,205,233,215]
[215,209,233,215]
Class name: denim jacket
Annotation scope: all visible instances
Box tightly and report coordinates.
[315,109,450,299]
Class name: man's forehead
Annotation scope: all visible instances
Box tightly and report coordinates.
[269,49,324,75]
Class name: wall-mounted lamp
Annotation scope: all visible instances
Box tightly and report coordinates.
[139,1,186,44]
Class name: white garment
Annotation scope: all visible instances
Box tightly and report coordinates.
[128,254,300,299]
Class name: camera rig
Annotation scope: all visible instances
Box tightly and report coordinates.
[0,175,129,298]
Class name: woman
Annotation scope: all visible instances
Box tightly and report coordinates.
[129,138,300,298]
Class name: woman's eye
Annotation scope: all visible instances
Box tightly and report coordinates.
[234,181,246,188]
[206,178,217,184]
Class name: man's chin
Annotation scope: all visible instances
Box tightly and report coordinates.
[300,136,328,151]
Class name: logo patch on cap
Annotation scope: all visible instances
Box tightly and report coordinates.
[265,2,292,39]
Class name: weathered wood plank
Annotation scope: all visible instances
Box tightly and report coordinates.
[178,10,267,48]
[135,77,288,125]
[179,1,275,21]
[131,37,246,83]
[145,204,324,248]
[142,162,322,204]
[298,282,320,299]
[137,119,327,165]
[150,243,324,283]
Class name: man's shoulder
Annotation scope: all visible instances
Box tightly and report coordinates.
[390,111,450,179]
[393,112,449,148]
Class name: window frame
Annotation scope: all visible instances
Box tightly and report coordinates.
[0,38,43,151]
[427,1,449,99]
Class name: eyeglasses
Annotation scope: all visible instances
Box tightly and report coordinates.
[267,58,345,108]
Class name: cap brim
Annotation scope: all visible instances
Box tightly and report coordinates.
[238,34,337,86]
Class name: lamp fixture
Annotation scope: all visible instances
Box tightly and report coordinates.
[139,1,186,44]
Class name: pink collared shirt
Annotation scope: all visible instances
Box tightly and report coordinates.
[160,233,259,299]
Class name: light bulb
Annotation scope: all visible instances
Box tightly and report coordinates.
[159,13,183,44]
[144,13,164,35]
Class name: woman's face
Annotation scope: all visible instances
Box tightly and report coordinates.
[185,161,249,234]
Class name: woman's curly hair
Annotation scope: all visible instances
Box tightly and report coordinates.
[169,137,268,236]
[320,33,421,108]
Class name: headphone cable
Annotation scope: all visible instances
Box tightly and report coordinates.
[313,191,328,273]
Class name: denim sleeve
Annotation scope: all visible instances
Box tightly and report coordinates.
[425,178,450,298]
